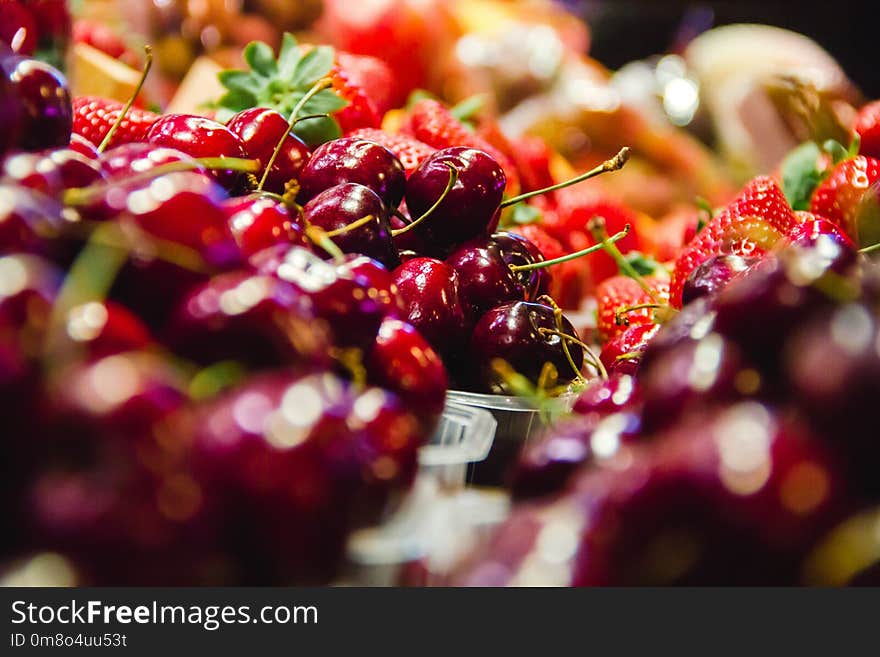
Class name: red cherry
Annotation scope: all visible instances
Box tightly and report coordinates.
[599,322,660,376]
[226,107,310,194]
[222,194,305,259]
[2,55,72,151]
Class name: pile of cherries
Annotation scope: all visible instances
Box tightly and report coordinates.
[448,222,880,586]
[0,30,615,583]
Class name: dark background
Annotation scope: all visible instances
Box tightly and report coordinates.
[570,1,877,97]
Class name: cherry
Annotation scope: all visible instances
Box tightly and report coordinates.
[0,183,67,255]
[62,300,152,359]
[405,147,505,251]
[445,239,524,320]
[572,372,640,417]
[99,143,201,180]
[599,322,660,376]
[0,69,23,157]
[164,269,331,370]
[226,107,311,194]
[681,253,759,306]
[2,149,104,198]
[2,55,71,151]
[252,246,402,349]
[0,2,38,56]
[222,194,305,259]
[780,219,858,274]
[296,137,406,209]
[302,182,398,269]
[389,201,428,253]
[110,171,239,269]
[391,257,470,360]
[144,114,246,188]
[511,410,641,502]
[68,134,99,160]
[365,317,448,426]
[469,301,584,394]
[490,231,550,299]
[785,302,880,498]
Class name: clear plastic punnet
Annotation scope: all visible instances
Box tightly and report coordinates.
[419,400,498,488]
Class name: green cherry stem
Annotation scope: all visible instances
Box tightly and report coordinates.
[62,157,260,206]
[305,225,346,264]
[588,216,662,304]
[538,327,607,379]
[499,146,631,209]
[323,214,375,238]
[390,163,459,237]
[510,225,630,273]
[97,45,153,153]
[257,77,333,192]
[614,302,665,326]
[858,242,880,254]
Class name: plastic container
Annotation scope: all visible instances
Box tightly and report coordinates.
[420,400,498,488]
[445,390,576,486]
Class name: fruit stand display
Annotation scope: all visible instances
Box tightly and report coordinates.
[1,0,879,586]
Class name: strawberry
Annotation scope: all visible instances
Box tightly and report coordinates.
[72,19,139,68]
[596,275,670,343]
[670,177,797,307]
[854,100,880,159]
[809,155,880,242]
[346,127,435,176]
[335,51,395,116]
[509,135,556,195]
[544,187,642,284]
[327,57,381,134]
[72,96,159,149]
[405,99,520,194]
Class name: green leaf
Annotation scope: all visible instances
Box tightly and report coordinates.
[293,116,342,147]
[450,94,487,126]
[292,45,335,88]
[243,41,277,77]
[624,251,664,277]
[405,89,437,110]
[216,88,257,113]
[299,88,348,115]
[218,69,260,95]
[781,141,824,211]
[277,32,301,81]
[822,139,850,165]
[509,203,542,225]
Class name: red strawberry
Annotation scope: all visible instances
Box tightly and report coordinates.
[670,176,797,307]
[509,135,556,195]
[328,58,381,134]
[809,155,880,241]
[544,187,642,284]
[854,100,880,159]
[72,96,159,149]
[596,275,670,344]
[405,99,520,194]
[335,51,395,116]
[599,322,660,376]
[347,127,435,176]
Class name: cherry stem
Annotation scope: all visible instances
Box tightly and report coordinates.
[257,77,333,192]
[332,347,368,389]
[537,294,586,384]
[858,242,880,254]
[588,216,662,304]
[538,327,607,379]
[62,157,260,206]
[499,146,631,208]
[614,303,664,326]
[97,46,153,153]
[305,225,346,264]
[323,214,375,238]
[390,163,458,236]
[292,113,331,125]
[510,225,630,272]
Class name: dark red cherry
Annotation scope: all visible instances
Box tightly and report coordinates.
[222,194,305,259]
[164,269,330,370]
[296,137,405,209]
[68,133,98,159]
[62,300,152,358]
[470,300,583,393]
[405,147,505,251]
[0,183,67,254]
[0,2,38,56]
[682,253,760,306]
[392,256,470,359]
[2,56,72,151]
[3,148,104,197]
[366,317,448,426]
[572,372,640,417]
[389,200,428,253]
[779,219,858,274]
[490,231,549,299]
[445,239,524,320]
[599,322,660,376]
[0,69,24,157]
[99,142,200,180]
[253,246,402,349]
[303,182,398,269]
[110,171,239,269]
[226,107,310,194]
[144,113,246,188]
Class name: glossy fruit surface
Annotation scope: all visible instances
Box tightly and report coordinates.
[3,56,72,151]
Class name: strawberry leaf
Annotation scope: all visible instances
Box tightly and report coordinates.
[822,139,850,165]
[243,41,277,77]
[295,116,342,147]
[217,70,261,96]
[277,32,301,80]
[624,251,666,277]
[508,202,542,225]
[293,46,335,88]
[782,141,824,211]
